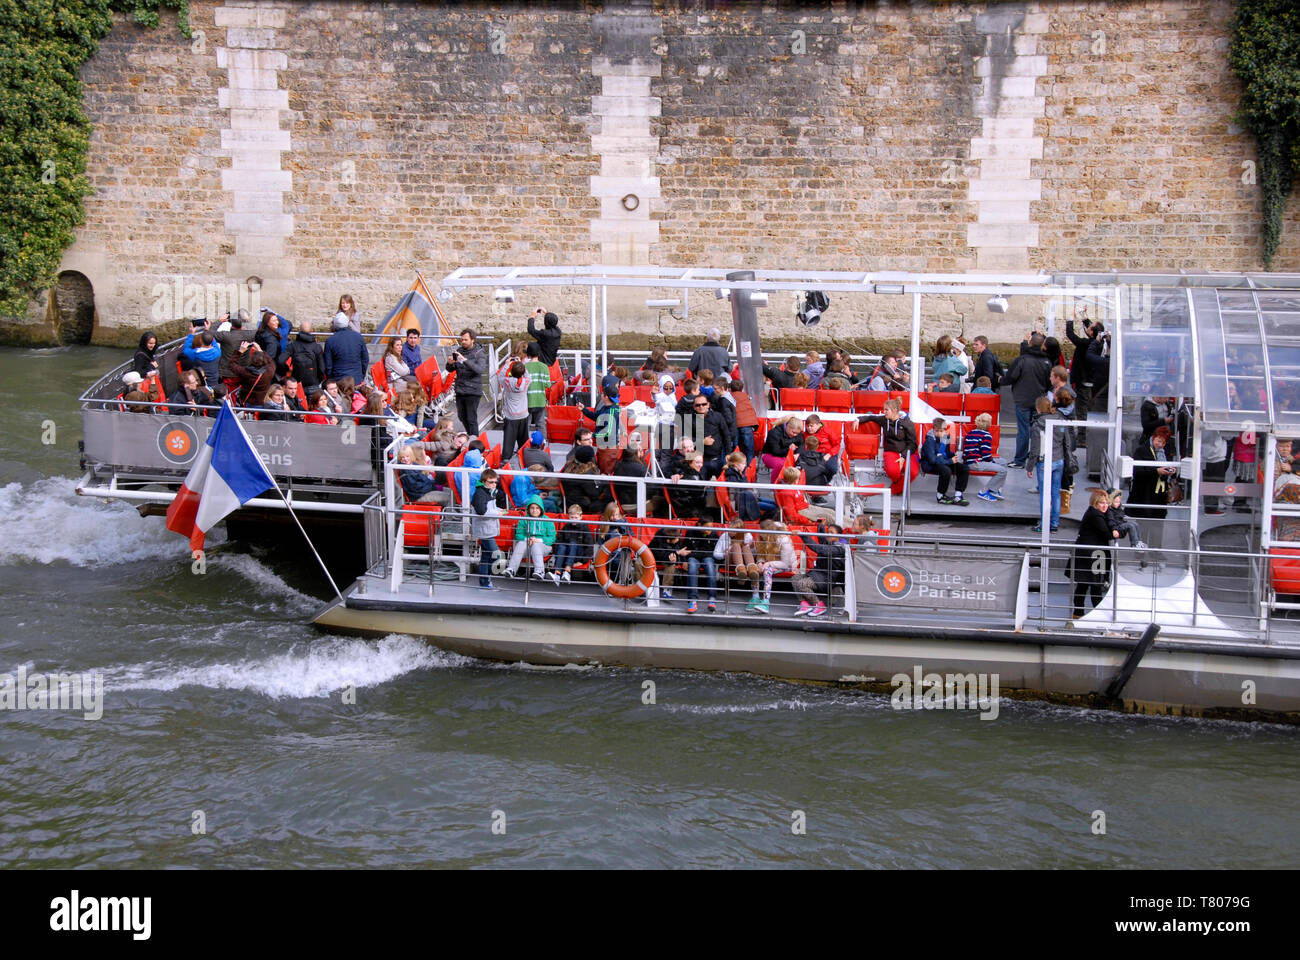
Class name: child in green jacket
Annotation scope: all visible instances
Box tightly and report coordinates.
[505,495,557,579]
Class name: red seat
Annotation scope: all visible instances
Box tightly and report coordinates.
[546,405,583,443]
[922,391,964,416]
[843,427,880,461]
[715,482,737,522]
[635,385,654,404]
[494,512,522,553]
[402,503,443,548]
[415,357,443,398]
[619,384,635,404]
[781,388,817,411]
[852,391,886,413]
[445,449,469,504]
[1271,548,1300,595]
[964,393,1001,422]
[370,360,389,395]
[816,390,852,414]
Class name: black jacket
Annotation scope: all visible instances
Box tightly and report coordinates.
[763,421,804,459]
[133,333,159,379]
[612,456,647,507]
[255,325,284,374]
[762,363,795,391]
[968,348,1001,388]
[1004,347,1051,408]
[1073,506,1115,584]
[668,466,707,517]
[1127,442,1171,519]
[559,467,603,512]
[166,385,212,416]
[446,342,488,397]
[527,314,562,367]
[799,448,835,487]
[556,519,596,555]
[858,414,917,455]
[1064,320,1092,387]
[289,332,326,390]
[710,392,737,447]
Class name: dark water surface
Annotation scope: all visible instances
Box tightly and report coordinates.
[0,346,1296,868]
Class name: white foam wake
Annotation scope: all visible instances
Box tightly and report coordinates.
[106,634,468,699]
[0,477,189,567]
[206,552,320,611]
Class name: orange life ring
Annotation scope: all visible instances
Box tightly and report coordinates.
[593,535,657,599]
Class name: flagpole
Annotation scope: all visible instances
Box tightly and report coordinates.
[271,483,345,600]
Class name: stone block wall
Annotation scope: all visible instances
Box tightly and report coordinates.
[3,0,1296,350]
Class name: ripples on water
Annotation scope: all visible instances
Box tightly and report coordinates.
[0,347,1297,868]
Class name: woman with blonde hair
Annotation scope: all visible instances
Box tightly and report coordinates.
[749,519,796,615]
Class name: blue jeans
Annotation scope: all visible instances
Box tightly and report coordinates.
[686,556,718,601]
[1039,459,1064,529]
[478,537,498,585]
[554,540,582,572]
[738,426,755,463]
[1013,405,1033,464]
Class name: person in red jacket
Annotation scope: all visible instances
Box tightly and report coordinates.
[776,467,836,525]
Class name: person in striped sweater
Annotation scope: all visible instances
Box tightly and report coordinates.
[962,412,1008,502]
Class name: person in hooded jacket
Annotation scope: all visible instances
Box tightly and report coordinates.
[471,469,508,589]
[133,331,160,379]
[289,320,326,392]
[527,309,562,367]
[504,495,556,580]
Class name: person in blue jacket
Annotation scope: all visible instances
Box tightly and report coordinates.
[323,311,369,383]
[920,418,971,506]
[181,325,222,387]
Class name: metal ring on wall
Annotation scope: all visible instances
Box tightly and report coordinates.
[621,193,640,211]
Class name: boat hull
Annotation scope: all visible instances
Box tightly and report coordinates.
[314,593,1300,723]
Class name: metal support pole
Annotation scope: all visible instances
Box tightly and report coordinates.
[728,270,765,417]
[589,285,598,407]
[601,284,609,377]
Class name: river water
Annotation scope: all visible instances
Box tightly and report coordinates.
[0,345,1296,868]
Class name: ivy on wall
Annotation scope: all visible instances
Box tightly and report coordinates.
[0,1,188,318]
[1229,0,1300,270]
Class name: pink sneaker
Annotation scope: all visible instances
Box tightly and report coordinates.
[794,600,812,617]
[809,601,827,618]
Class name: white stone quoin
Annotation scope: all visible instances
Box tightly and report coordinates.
[216,2,294,281]
[967,6,1048,272]
[591,54,663,266]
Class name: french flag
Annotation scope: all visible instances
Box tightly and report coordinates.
[165,400,276,551]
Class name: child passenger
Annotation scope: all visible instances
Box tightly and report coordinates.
[505,496,556,580]
[1108,489,1146,549]
[552,503,595,583]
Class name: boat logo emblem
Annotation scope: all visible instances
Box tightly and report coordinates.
[157,421,199,465]
[876,564,913,600]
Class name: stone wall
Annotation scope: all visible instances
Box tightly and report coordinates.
[3,0,1297,350]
